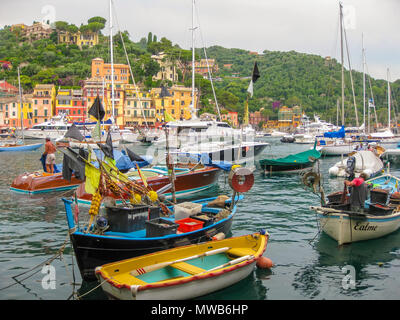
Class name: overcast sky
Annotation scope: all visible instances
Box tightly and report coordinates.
[1,0,399,81]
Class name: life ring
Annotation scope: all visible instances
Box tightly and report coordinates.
[228,167,254,193]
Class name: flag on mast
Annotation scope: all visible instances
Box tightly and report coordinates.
[247,61,260,97]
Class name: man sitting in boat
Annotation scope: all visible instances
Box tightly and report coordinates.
[43,137,57,174]
[344,172,368,213]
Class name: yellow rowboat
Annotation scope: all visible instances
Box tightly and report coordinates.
[95,231,269,300]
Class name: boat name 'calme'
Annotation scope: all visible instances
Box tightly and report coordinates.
[353,222,377,231]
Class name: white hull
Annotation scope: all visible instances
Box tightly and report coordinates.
[317,211,400,245]
[22,129,67,140]
[98,260,256,300]
[328,150,384,178]
[317,144,355,156]
[69,139,120,149]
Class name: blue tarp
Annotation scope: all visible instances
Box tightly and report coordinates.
[323,126,345,139]
[93,149,152,171]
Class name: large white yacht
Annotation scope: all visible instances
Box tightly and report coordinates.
[22,114,72,140]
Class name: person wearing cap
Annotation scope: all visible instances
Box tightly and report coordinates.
[43,137,57,173]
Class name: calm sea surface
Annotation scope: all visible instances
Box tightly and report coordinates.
[1,138,400,300]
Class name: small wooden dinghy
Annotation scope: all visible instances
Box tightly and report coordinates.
[95,231,268,300]
[310,174,400,245]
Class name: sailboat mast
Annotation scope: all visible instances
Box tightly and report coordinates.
[191,0,196,118]
[362,34,366,134]
[387,68,391,130]
[339,2,345,127]
[109,0,115,124]
[17,66,24,142]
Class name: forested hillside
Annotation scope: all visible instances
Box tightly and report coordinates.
[1,20,399,126]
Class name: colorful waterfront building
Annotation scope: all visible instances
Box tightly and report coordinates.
[151,85,195,124]
[91,58,130,84]
[32,84,56,125]
[249,110,269,127]
[0,80,18,96]
[221,111,239,128]
[124,85,155,127]
[55,89,86,122]
[83,78,107,119]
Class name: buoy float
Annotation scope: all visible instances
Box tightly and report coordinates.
[212,232,226,241]
[256,256,274,269]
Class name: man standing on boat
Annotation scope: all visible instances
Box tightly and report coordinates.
[345,173,368,213]
[43,137,57,174]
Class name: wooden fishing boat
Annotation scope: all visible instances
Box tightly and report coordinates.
[10,149,151,194]
[95,231,268,300]
[63,195,244,282]
[10,171,82,194]
[259,147,321,174]
[0,142,43,152]
[310,173,400,245]
[76,164,222,205]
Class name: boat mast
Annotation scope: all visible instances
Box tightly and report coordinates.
[339,2,345,127]
[109,0,115,125]
[362,34,366,134]
[191,0,196,119]
[387,68,391,131]
[17,66,24,143]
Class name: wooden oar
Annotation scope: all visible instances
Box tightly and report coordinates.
[130,247,231,276]
[206,255,254,272]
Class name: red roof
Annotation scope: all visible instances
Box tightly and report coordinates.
[0,81,18,93]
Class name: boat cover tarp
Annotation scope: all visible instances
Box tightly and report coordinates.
[323,126,345,138]
[259,148,321,167]
[173,152,232,171]
[93,149,152,170]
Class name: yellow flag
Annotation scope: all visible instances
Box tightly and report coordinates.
[85,164,101,195]
[164,110,175,122]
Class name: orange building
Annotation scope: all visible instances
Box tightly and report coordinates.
[194,59,218,77]
[221,111,239,128]
[91,58,130,84]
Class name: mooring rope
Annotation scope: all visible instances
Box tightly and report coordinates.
[0,232,70,291]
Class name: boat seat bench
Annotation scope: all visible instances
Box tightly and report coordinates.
[170,262,206,275]
[226,248,254,257]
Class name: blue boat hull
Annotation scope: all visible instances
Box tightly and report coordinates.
[63,196,240,282]
[0,143,43,152]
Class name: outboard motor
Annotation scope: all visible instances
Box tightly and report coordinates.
[345,156,356,181]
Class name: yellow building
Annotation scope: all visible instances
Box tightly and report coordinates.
[151,85,196,122]
[58,31,99,48]
[151,52,178,82]
[103,82,126,127]
[124,86,155,127]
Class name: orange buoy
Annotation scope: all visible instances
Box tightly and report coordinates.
[256,256,274,269]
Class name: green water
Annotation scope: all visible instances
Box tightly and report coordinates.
[1,138,400,300]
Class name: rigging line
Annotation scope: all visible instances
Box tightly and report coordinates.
[112,1,149,129]
[342,23,359,127]
[387,69,399,129]
[194,2,221,121]
[365,61,379,125]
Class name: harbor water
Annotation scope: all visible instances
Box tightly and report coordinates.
[1,138,400,300]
